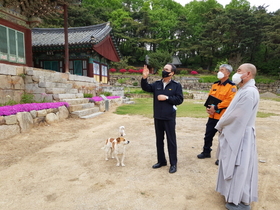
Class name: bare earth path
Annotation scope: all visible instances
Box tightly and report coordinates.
[0,99,279,210]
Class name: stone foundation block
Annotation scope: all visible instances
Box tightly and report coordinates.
[0,125,20,140]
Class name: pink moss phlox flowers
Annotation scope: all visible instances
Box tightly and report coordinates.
[89,96,120,102]
[0,102,69,116]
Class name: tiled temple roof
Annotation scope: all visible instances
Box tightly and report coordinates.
[32,22,112,47]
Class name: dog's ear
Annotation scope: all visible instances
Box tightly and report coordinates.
[116,137,121,143]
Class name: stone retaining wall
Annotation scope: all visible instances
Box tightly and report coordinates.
[0,105,69,140]
[110,75,280,94]
[0,97,122,140]
[0,63,99,104]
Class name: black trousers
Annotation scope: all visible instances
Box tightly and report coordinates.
[203,117,219,154]
[154,118,177,166]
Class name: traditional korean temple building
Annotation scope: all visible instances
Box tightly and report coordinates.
[0,0,81,67]
[32,22,121,83]
[1,0,121,84]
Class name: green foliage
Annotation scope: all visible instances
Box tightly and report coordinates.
[147,51,173,73]
[132,81,138,86]
[215,60,229,72]
[110,56,130,70]
[84,93,93,98]
[179,70,188,75]
[100,92,112,96]
[0,100,18,107]
[117,78,129,84]
[39,0,280,77]
[20,93,35,104]
[198,75,218,83]
[19,73,26,79]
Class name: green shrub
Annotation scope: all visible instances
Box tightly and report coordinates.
[132,81,138,86]
[180,70,188,75]
[100,92,112,96]
[84,93,93,98]
[127,66,136,70]
[20,93,35,104]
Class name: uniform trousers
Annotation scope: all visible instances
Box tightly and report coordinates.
[203,117,219,154]
[154,118,177,166]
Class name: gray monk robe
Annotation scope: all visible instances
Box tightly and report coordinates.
[215,79,259,205]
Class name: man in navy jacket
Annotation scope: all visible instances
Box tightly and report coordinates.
[141,63,184,173]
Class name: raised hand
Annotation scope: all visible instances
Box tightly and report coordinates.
[142,65,149,79]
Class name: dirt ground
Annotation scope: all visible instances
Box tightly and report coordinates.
[0,97,279,210]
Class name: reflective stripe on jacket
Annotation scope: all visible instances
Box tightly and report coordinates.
[208,80,237,120]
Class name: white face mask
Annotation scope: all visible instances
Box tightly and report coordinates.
[217,71,224,79]
[232,73,243,85]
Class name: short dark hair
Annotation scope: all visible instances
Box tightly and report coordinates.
[167,63,176,74]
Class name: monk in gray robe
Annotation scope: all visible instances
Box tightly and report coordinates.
[215,63,259,210]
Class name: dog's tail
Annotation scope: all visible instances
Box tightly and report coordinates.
[119,126,126,136]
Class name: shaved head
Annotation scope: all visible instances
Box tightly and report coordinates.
[241,63,257,78]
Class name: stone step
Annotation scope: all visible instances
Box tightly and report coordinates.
[62,98,89,105]
[71,107,100,118]
[125,101,135,104]
[122,96,135,104]
[68,103,95,112]
[53,93,84,101]
[80,112,104,119]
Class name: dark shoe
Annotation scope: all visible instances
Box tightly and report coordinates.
[239,203,251,210]
[197,152,211,159]
[215,160,219,165]
[225,203,239,210]
[169,165,177,173]
[152,162,167,169]
[225,203,250,210]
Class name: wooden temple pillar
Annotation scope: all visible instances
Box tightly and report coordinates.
[63,4,69,73]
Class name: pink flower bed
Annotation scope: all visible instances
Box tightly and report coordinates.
[190,71,198,75]
[0,102,69,116]
[110,68,143,74]
[119,69,127,73]
[128,69,143,73]
[89,96,120,102]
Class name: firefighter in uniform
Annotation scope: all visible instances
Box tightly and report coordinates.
[141,63,183,173]
[197,64,237,165]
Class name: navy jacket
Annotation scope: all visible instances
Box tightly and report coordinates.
[141,78,184,120]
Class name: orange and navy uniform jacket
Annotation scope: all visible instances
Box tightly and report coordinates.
[208,79,237,120]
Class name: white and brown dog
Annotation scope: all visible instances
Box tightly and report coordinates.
[103,126,129,166]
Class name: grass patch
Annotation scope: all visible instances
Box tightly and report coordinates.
[261,97,280,102]
[177,100,207,118]
[115,98,153,118]
[257,112,278,118]
[124,87,150,94]
[198,75,217,83]
[114,98,207,118]
[124,87,191,95]
[115,98,279,118]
